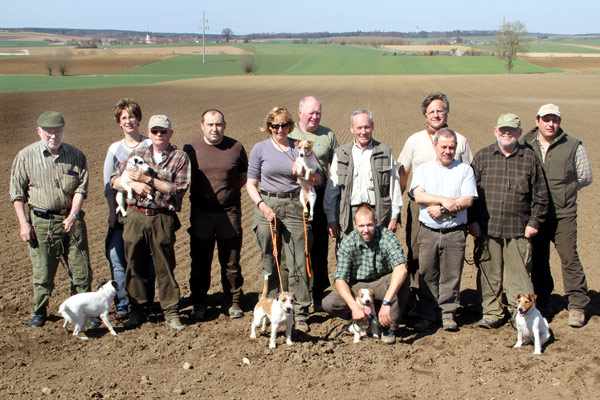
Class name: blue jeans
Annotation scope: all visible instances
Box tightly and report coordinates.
[106,224,155,313]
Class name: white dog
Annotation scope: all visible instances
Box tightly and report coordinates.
[250,275,296,349]
[294,140,318,221]
[116,155,153,217]
[513,294,551,355]
[348,288,380,343]
[58,281,119,340]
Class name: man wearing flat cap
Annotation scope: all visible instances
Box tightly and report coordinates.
[111,115,191,332]
[522,104,592,327]
[468,113,548,329]
[10,111,93,328]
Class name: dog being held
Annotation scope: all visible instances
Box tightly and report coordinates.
[116,155,153,217]
[513,294,551,355]
[348,288,381,343]
[58,280,119,340]
[250,274,296,349]
[294,140,318,221]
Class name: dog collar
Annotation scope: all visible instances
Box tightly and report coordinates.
[304,150,314,157]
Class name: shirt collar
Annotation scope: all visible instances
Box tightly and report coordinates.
[352,139,373,152]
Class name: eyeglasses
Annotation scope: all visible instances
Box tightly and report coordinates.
[270,123,289,130]
[150,128,169,134]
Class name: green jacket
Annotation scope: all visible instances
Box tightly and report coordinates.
[334,140,395,233]
[521,127,580,219]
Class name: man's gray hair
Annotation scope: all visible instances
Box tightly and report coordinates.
[433,127,457,145]
[350,109,374,126]
[299,95,322,110]
[421,92,450,116]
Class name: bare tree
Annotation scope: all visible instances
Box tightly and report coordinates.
[222,28,234,43]
[55,48,72,76]
[239,47,257,74]
[43,55,55,76]
[496,20,528,74]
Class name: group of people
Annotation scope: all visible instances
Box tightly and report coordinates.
[10,93,592,345]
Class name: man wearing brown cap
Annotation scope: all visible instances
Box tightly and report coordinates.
[111,114,191,332]
[522,104,592,327]
[468,113,548,329]
[10,111,93,328]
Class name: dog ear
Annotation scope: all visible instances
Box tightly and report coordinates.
[307,141,314,146]
[294,140,300,146]
[530,294,537,302]
[516,294,523,301]
[96,280,107,290]
[111,281,119,291]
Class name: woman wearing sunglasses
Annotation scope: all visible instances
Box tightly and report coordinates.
[246,106,321,333]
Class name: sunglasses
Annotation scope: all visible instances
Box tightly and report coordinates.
[150,128,169,134]
[270,123,289,130]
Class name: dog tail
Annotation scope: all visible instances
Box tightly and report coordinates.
[260,274,270,300]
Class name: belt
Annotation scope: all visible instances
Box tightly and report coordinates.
[421,223,466,234]
[128,205,169,216]
[30,207,69,218]
[259,189,299,199]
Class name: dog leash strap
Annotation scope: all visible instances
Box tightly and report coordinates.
[269,215,284,291]
[302,173,315,279]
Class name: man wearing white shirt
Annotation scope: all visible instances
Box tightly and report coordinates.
[324,109,402,241]
[409,128,477,332]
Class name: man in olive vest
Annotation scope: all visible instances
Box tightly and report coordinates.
[522,104,592,327]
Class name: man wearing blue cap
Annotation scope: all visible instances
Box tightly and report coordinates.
[10,111,94,328]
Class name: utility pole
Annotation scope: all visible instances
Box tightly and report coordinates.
[201,11,209,64]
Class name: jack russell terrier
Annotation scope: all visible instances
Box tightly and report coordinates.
[116,155,153,217]
[348,288,381,343]
[294,140,318,221]
[250,274,296,349]
[513,294,551,355]
[59,281,119,340]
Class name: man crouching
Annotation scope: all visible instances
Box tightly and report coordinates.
[322,204,409,345]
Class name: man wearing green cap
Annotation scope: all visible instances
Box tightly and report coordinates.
[468,113,548,329]
[10,111,93,328]
[522,104,592,327]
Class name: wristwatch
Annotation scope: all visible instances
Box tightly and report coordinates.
[70,212,79,219]
[382,300,392,307]
[439,205,446,214]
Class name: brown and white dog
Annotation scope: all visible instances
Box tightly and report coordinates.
[250,274,296,349]
[513,294,551,355]
[294,140,318,221]
[59,281,119,340]
[348,288,380,343]
[116,155,153,217]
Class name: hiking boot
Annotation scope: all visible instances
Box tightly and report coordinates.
[312,299,323,313]
[442,318,458,332]
[27,315,46,328]
[478,318,503,329]
[568,309,585,328]
[295,320,310,333]
[414,319,439,332]
[190,305,206,320]
[166,316,185,332]
[228,304,244,319]
[123,310,147,330]
[380,329,396,345]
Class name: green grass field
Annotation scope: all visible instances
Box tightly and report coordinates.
[544,35,600,46]
[475,43,600,53]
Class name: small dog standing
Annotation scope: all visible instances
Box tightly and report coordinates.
[116,155,153,217]
[294,140,318,221]
[250,275,296,349]
[348,288,381,343]
[513,294,551,355]
[59,281,119,340]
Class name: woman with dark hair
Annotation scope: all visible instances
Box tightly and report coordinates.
[103,98,155,320]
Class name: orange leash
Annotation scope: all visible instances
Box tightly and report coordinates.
[301,173,315,279]
[268,215,284,291]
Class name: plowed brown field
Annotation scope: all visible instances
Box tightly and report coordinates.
[1,74,598,399]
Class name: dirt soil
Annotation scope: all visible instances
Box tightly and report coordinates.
[524,57,600,73]
[1,75,599,399]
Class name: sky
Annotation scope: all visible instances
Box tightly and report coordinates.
[2,1,598,36]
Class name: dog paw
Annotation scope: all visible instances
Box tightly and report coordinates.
[286,340,293,346]
[269,342,276,349]
[513,343,522,348]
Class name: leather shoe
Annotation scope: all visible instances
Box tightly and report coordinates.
[442,318,458,332]
[380,329,396,345]
[295,320,310,333]
[166,316,185,332]
[87,317,101,328]
[123,311,147,330]
[228,304,244,319]
[27,315,46,328]
[108,311,129,321]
